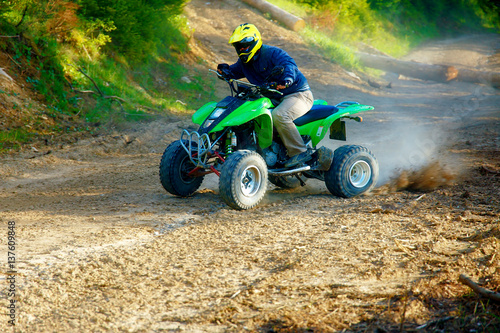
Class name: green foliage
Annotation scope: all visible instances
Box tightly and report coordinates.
[0,128,33,152]
[0,0,208,152]
[295,0,500,38]
[7,34,72,112]
[272,0,499,64]
[362,0,499,46]
[68,18,115,59]
[0,0,14,20]
[76,0,188,61]
[301,28,360,69]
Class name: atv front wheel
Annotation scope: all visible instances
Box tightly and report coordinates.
[159,140,204,197]
[219,150,268,210]
[325,145,378,198]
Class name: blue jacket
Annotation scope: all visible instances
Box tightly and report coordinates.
[227,45,310,96]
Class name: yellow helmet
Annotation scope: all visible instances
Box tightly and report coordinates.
[228,23,262,63]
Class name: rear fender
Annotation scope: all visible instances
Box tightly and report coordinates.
[298,104,374,146]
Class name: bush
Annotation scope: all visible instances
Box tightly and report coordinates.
[76,0,189,61]
[296,0,500,37]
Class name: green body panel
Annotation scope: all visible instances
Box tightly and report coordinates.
[192,97,373,149]
[298,104,374,146]
[216,98,274,149]
[313,99,328,106]
[192,101,217,125]
[192,97,275,149]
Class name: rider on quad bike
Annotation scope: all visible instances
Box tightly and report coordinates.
[217,23,314,168]
[159,24,379,210]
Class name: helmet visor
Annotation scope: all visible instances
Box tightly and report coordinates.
[232,36,257,56]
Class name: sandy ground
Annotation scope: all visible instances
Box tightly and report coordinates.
[1,0,499,332]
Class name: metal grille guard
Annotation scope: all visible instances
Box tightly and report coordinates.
[180,130,212,168]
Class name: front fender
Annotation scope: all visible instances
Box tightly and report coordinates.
[217,108,274,149]
[252,112,273,149]
[213,98,274,149]
[192,101,217,125]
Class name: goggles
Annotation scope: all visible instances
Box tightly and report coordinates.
[233,36,256,55]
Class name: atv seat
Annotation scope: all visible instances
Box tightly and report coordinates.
[293,105,339,126]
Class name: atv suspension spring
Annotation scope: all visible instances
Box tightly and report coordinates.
[225,131,237,155]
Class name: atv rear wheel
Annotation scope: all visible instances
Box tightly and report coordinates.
[159,140,204,197]
[219,150,268,210]
[325,145,378,198]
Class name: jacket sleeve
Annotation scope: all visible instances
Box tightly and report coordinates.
[270,47,298,83]
[228,60,245,80]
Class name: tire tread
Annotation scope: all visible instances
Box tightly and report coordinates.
[325,145,378,198]
[219,150,267,210]
[159,140,203,197]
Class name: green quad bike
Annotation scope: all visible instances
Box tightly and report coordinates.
[159,68,379,210]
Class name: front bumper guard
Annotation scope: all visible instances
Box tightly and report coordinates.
[180,130,212,168]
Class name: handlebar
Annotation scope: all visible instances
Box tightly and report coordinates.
[209,69,283,96]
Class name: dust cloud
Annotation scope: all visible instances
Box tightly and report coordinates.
[372,120,461,192]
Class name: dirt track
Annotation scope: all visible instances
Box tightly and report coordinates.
[1,0,499,331]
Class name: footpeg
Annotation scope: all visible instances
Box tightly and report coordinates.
[268,165,311,176]
[294,174,306,186]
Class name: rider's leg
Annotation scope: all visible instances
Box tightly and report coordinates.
[272,90,314,158]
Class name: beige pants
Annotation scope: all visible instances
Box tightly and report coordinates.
[271,90,314,157]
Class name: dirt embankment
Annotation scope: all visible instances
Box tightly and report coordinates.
[1,0,499,332]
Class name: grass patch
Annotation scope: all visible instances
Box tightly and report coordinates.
[0,1,213,152]
[263,0,411,69]
[58,13,216,125]
[0,129,33,152]
[265,0,499,69]
[301,27,359,69]
[64,43,216,124]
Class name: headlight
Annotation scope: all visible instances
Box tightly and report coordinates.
[209,108,225,119]
[204,119,214,128]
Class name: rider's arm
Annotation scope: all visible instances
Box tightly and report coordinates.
[269,46,298,85]
[267,46,309,94]
[228,60,245,80]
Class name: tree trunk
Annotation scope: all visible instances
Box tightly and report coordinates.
[356,52,458,83]
[356,52,500,87]
[456,68,500,86]
[241,0,306,32]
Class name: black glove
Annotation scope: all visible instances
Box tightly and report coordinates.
[217,63,231,80]
[261,82,277,90]
[278,78,293,89]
